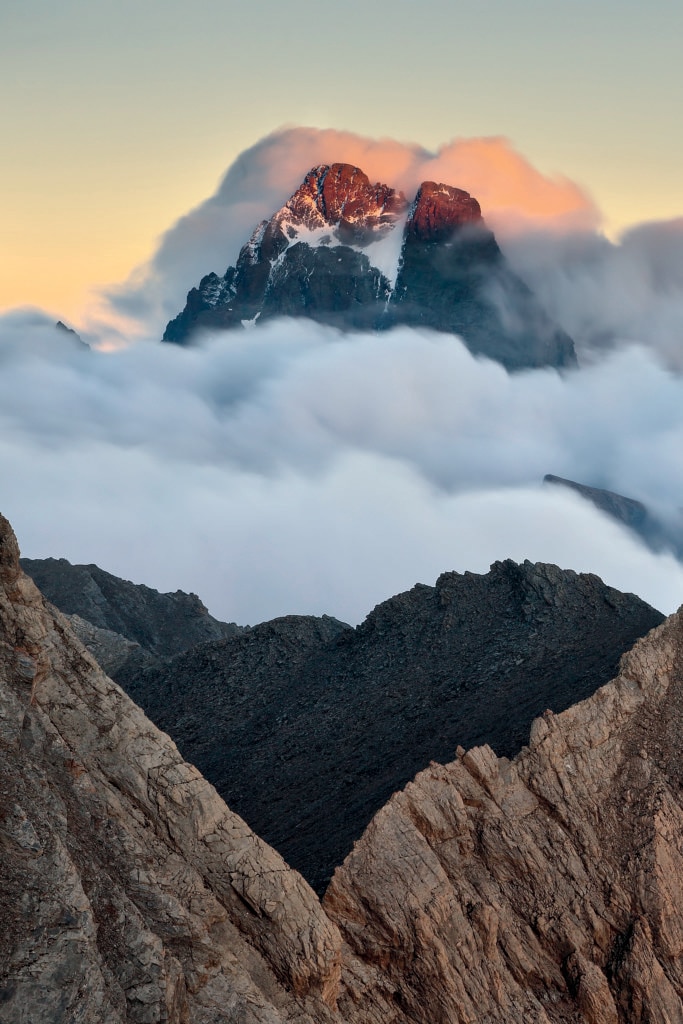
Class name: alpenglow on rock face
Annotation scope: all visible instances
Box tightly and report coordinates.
[163,163,576,370]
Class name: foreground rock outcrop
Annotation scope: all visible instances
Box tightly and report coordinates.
[325,606,683,1023]
[163,162,576,371]
[0,517,340,1023]
[5,509,683,1022]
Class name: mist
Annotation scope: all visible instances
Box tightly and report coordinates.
[3,127,683,624]
[2,313,682,624]
[502,219,683,371]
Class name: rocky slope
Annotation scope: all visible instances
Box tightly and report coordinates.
[0,516,340,1023]
[163,163,576,371]
[325,605,683,1024]
[21,556,241,662]
[4,513,683,1021]
[112,561,662,894]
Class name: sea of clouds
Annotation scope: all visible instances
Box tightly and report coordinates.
[3,127,683,624]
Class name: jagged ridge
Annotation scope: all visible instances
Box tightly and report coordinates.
[46,557,664,895]
[163,163,576,370]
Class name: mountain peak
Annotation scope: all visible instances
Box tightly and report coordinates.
[407,180,483,242]
[275,162,408,246]
[163,162,577,370]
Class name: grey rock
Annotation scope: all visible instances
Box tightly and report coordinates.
[544,474,683,558]
[65,613,149,677]
[20,556,241,657]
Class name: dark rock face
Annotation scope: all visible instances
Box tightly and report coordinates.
[163,163,576,371]
[109,560,662,894]
[20,556,240,657]
[55,320,88,348]
[544,474,649,530]
[544,474,683,558]
[262,243,391,329]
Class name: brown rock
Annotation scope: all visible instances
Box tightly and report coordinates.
[6,502,683,1023]
[282,163,408,242]
[325,605,683,1022]
[0,513,340,1023]
[566,951,618,1024]
[406,180,483,243]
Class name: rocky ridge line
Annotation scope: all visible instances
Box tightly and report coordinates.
[325,607,683,1023]
[20,556,241,661]
[106,560,662,894]
[163,162,576,370]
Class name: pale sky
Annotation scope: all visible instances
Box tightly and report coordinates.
[2,0,682,321]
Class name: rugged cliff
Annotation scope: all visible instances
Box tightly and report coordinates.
[108,562,662,895]
[20,556,241,657]
[326,608,683,1023]
[0,517,340,1023]
[4,511,683,1022]
[162,163,575,371]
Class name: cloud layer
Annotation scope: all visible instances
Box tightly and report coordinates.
[2,314,682,624]
[4,128,683,626]
[91,126,683,379]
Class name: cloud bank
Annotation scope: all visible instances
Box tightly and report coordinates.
[4,128,683,625]
[2,314,682,624]
[502,218,683,370]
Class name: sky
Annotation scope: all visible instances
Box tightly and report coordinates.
[1,0,683,626]
[3,0,683,319]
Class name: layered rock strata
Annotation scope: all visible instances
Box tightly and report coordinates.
[325,606,683,1024]
[6,511,683,1022]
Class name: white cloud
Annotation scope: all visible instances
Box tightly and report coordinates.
[2,312,682,624]
[502,218,683,370]
[3,128,682,626]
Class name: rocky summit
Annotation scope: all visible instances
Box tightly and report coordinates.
[163,162,576,370]
[5,514,683,1021]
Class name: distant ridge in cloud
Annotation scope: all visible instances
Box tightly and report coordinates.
[1,312,682,624]
[503,218,683,370]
